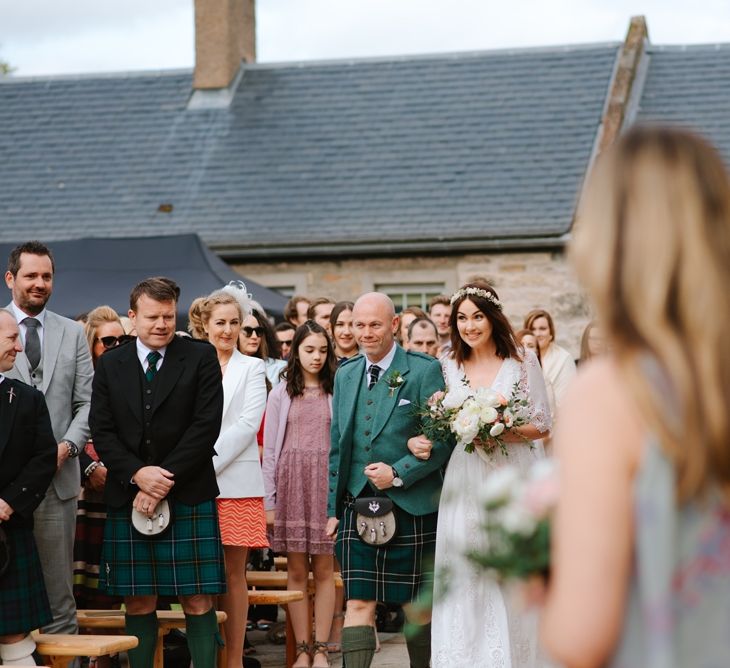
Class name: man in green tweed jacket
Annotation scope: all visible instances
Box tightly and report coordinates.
[326,292,451,668]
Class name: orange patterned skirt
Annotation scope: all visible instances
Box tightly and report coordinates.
[216,497,269,548]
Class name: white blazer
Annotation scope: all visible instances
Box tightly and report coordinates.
[213,349,268,498]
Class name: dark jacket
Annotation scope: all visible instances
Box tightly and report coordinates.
[0,378,57,527]
[89,335,224,508]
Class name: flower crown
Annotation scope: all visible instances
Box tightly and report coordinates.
[449,286,502,310]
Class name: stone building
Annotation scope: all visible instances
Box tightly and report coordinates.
[2,3,730,353]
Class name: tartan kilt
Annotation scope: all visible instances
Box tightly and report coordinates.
[0,525,52,634]
[99,498,226,596]
[335,497,437,604]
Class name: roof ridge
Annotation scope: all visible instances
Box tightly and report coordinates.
[243,41,622,71]
[0,67,192,85]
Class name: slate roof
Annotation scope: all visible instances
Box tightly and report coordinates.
[633,44,730,163]
[0,44,619,258]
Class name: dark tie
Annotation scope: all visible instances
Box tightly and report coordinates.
[23,317,41,370]
[145,351,161,382]
[368,364,381,390]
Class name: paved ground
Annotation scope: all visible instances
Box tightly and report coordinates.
[249,628,408,667]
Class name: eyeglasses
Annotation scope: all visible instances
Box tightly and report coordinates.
[96,335,134,350]
[278,338,294,346]
[242,326,264,337]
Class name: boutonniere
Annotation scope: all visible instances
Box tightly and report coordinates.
[386,370,405,397]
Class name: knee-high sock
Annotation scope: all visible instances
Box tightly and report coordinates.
[0,634,38,666]
[125,611,159,668]
[185,608,222,668]
[341,625,376,668]
[406,622,431,668]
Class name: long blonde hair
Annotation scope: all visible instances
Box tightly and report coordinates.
[572,126,730,500]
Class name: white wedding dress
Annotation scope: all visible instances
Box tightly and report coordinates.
[431,353,553,668]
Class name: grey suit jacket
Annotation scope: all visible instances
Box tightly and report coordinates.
[5,305,94,500]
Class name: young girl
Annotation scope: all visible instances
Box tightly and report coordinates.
[262,321,338,668]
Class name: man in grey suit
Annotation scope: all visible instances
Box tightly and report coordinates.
[4,241,93,636]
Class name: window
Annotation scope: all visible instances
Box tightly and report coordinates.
[375,283,446,313]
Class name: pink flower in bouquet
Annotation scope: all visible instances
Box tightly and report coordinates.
[523,474,559,519]
[496,393,508,406]
[428,390,445,406]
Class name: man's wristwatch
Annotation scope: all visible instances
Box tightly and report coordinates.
[391,467,404,488]
[62,440,79,459]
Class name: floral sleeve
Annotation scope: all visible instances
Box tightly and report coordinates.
[518,350,552,433]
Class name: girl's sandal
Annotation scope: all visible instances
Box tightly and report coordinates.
[293,641,311,668]
[311,641,331,668]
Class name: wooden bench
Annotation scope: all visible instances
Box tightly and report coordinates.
[77,610,226,668]
[78,593,305,668]
[247,571,343,666]
[247,570,343,592]
[33,632,138,668]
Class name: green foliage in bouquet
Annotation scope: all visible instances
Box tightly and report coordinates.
[467,514,551,580]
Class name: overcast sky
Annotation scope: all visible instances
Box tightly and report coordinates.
[2,0,730,77]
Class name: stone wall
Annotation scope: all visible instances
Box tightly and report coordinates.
[231,250,594,357]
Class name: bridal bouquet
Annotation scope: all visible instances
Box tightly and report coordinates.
[418,380,530,456]
[467,459,558,580]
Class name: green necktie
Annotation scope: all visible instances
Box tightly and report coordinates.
[145,351,161,382]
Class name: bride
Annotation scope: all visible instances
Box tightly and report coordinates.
[409,281,552,667]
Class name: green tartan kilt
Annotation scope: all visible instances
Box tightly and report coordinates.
[335,497,437,604]
[99,498,226,596]
[0,525,52,635]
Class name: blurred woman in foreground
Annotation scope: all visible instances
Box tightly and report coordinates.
[542,126,730,666]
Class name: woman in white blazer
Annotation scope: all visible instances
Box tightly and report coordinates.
[190,290,267,668]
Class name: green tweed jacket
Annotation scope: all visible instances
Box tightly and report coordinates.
[327,345,451,518]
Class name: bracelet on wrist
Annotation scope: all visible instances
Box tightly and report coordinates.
[84,461,102,478]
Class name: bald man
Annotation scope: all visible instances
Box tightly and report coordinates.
[326,293,451,668]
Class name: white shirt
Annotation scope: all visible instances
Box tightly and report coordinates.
[136,338,167,375]
[9,301,47,348]
[363,342,398,381]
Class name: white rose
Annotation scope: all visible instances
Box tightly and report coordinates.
[498,501,537,536]
[480,406,499,424]
[474,387,502,408]
[479,466,520,505]
[442,385,471,410]
[452,409,480,444]
[489,422,505,437]
[461,398,482,417]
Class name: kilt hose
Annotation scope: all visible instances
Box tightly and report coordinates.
[99,498,226,597]
[0,525,52,635]
[335,497,437,604]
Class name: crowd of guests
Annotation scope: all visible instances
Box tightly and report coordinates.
[4,124,729,668]
[0,239,594,668]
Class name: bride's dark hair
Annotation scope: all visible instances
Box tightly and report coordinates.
[449,281,521,366]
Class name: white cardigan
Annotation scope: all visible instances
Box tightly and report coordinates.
[213,349,268,498]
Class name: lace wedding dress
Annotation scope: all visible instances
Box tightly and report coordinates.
[431,353,552,668]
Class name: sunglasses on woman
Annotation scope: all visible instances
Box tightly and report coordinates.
[242,326,264,337]
[96,334,134,350]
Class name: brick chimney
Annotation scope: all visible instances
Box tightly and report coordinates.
[193,0,256,90]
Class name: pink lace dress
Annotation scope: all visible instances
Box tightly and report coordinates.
[271,387,333,554]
